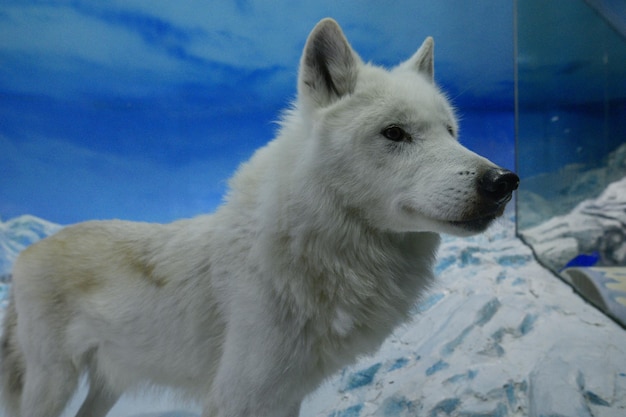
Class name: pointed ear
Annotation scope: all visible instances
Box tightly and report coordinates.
[298,18,361,108]
[399,37,435,82]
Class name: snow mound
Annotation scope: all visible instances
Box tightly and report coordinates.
[0,215,62,308]
[0,214,62,277]
[520,176,626,271]
[518,143,626,229]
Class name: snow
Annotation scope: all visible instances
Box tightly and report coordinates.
[518,143,626,230]
[0,214,62,277]
[1,213,626,416]
[0,215,63,309]
[521,176,626,271]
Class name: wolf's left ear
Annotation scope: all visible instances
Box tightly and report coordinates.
[399,37,435,82]
[298,18,361,108]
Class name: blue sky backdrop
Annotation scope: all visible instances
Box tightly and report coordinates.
[1,0,516,224]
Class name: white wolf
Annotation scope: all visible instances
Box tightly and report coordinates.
[0,18,518,417]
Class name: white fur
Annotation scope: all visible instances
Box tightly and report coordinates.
[0,18,517,417]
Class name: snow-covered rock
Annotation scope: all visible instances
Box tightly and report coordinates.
[520,176,626,271]
[0,214,62,277]
[0,215,62,309]
[518,142,626,229]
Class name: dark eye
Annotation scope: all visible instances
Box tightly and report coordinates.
[381,125,410,142]
[447,125,455,136]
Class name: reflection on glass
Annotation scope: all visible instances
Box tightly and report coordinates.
[515,0,626,326]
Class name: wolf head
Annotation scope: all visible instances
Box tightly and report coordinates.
[294,18,518,237]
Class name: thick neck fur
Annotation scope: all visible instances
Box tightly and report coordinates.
[224,108,440,339]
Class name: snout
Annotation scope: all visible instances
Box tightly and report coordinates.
[478,168,519,205]
[446,167,519,234]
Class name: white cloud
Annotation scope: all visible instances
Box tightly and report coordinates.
[0,1,513,103]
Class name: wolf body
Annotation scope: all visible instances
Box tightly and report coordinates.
[0,18,518,417]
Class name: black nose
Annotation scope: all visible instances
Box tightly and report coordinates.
[479,168,520,204]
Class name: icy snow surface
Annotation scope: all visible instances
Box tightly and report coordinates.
[1,215,625,416]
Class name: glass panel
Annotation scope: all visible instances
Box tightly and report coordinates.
[515,0,626,325]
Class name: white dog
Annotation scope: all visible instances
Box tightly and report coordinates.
[1,18,518,417]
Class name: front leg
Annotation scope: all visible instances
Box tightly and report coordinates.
[203,301,314,417]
